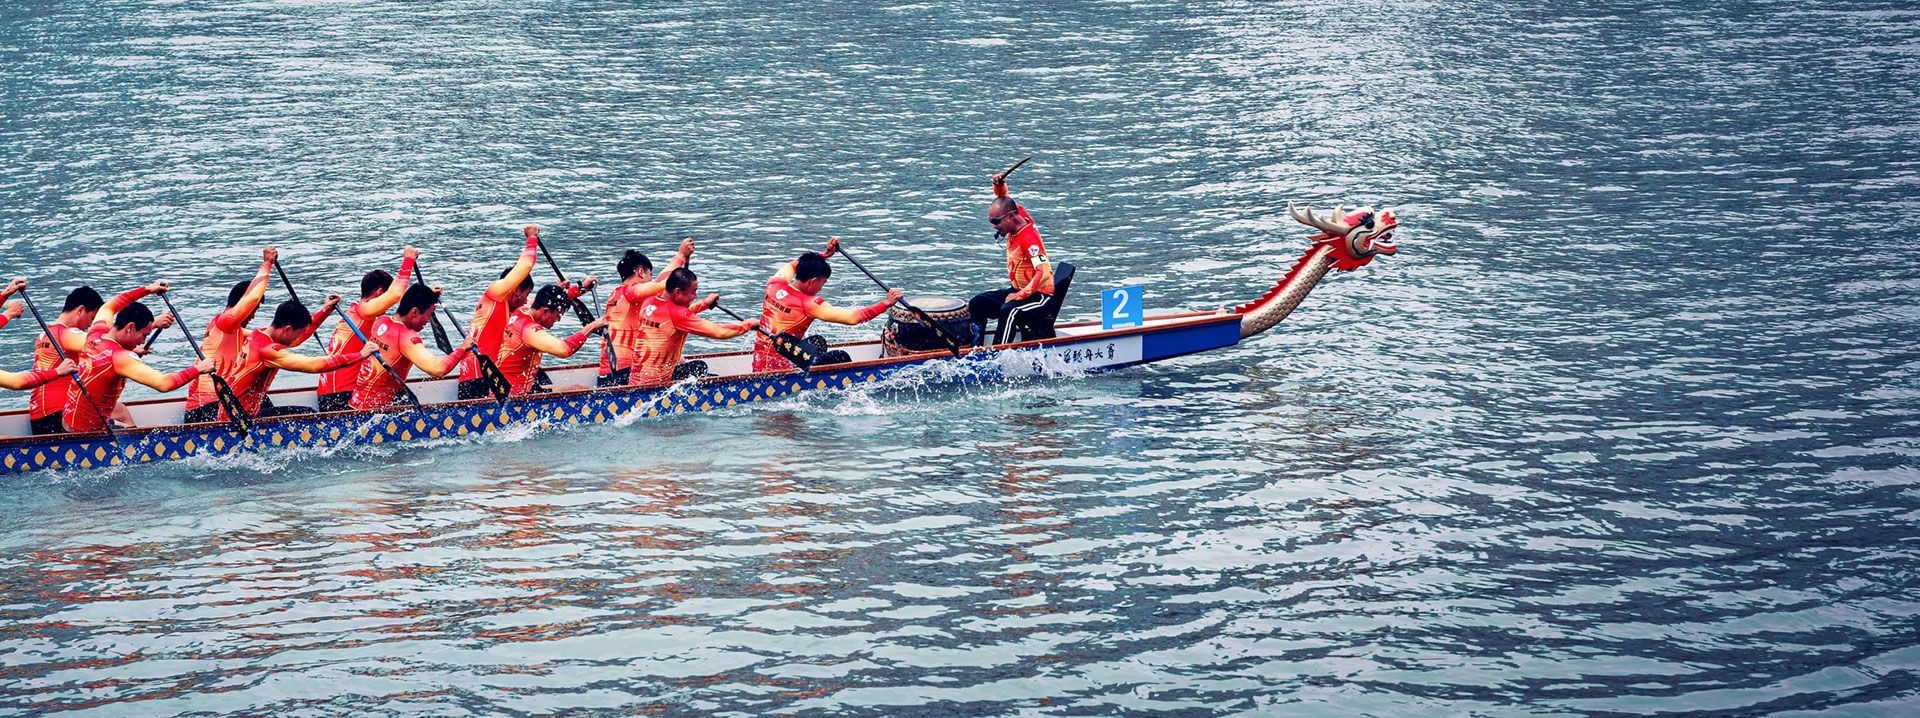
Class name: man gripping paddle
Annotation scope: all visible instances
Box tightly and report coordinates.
[498,285,608,396]
[317,247,417,411]
[968,160,1056,346]
[222,298,376,420]
[350,284,476,411]
[631,268,752,384]
[184,247,281,423]
[455,225,542,400]
[754,237,898,372]
[599,239,694,386]
[64,282,214,433]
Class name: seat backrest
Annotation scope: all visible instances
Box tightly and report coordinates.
[1044,262,1075,316]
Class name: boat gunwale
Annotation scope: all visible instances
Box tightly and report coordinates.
[0,310,1238,446]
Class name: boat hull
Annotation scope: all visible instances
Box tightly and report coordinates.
[0,314,1243,475]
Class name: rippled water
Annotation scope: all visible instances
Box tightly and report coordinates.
[3,0,1918,715]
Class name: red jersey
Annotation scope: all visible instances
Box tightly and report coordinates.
[222,327,361,419]
[497,309,592,395]
[350,316,468,410]
[1003,211,1053,294]
[599,276,672,375]
[458,232,540,382]
[631,296,749,385]
[65,322,201,432]
[318,255,414,396]
[752,276,888,372]
[36,287,149,421]
[186,267,270,411]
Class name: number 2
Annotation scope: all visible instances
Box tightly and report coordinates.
[1111,290,1130,319]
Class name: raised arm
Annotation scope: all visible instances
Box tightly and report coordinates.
[216,248,276,331]
[359,249,418,319]
[287,295,342,349]
[95,282,160,330]
[484,226,541,301]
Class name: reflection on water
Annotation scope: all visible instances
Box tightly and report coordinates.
[3,0,1920,715]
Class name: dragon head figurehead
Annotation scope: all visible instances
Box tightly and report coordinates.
[1231,201,1400,339]
[1287,202,1397,271]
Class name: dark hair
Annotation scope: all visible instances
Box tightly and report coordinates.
[360,269,394,299]
[532,285,572,313]
[793,253,831,283]
[990,197,1018,218]
[270,300,311,329]
[398,283,440,316]
[113,302,155,330]
[227,280,252,308]
[63,286,105,313]
[664,267,697,294]
[618,250,651,280]
[499,267,534,293]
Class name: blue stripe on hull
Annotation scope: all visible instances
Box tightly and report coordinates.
[0,320,1243,475]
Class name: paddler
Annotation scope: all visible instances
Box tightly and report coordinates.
[631,267,753,384]
[350,284,477,411]
[64,282,215,433]
[27,285,177,434]
[183,247,279,423]
[317,246,417,411]
[754,237,900,372]
[599,239,694,387]
[221,298,377,419]
[454,225,542,400]
[0,279,77,392]
[498,284,609,396]
[967,168,1055,345]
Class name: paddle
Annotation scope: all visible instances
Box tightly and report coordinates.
[155,292,253,434]
[410,263,511,406]
[273,259,421,411]
[834,245,965,357]
[532,233,614,372]
[999,156,1031,179]
[710,302,818,371]
[18,288,116,440]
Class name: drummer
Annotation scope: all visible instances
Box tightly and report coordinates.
[754,237,900,372]
[968,167,1055,345]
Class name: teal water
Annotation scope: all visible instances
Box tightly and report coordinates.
[3,0,1919,715]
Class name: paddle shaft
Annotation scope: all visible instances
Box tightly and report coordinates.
[17,289,116,439]
[154,292,253,433]
[1000,156,1031,178]
[833,246,964,357]
[274,259,420,410]
[710,303,816,370]
[534,237,614,371]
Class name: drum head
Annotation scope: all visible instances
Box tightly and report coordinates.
[893,295,969,323]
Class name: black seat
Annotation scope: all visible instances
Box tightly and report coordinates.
[1010,262,1073,342]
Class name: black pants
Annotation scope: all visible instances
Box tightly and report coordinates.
[801,335,852,366]
[30,413,65,436]
[187,396,313,423]
[457,378,491,400]
[969,289,1051,345]
[184,404,218,424]
[318,391,352,412]
[597,367,631,387]
[672,361,710,380]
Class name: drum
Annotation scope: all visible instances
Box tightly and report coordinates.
[882,296,977,357]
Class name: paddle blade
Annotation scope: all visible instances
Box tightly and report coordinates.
[571,298,596,327]
[770,332,818,371]
[476,353,512,406]
[427,314,455,354]
[212,375,255,434]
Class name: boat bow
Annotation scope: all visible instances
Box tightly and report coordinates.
[1233,202,1398,339]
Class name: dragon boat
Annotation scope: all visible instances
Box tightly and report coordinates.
[0,204,1398,475]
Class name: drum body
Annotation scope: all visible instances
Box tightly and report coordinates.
[881,296,977,357]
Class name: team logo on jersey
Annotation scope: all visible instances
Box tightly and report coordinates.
[776,290,789,300]
[644,305,657,317]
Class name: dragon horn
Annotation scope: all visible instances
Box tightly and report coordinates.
[1288,202,1350,237]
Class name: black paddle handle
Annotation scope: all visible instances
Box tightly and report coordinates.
[17,288,116,439]
[155,292,252,432]
[271,260,303,307]
[711,303,778,343]
[535,238,601,328]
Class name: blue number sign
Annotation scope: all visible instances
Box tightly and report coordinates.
[1102,285,1144,330]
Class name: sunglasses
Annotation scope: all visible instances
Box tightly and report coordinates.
[987,211,1016,226]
